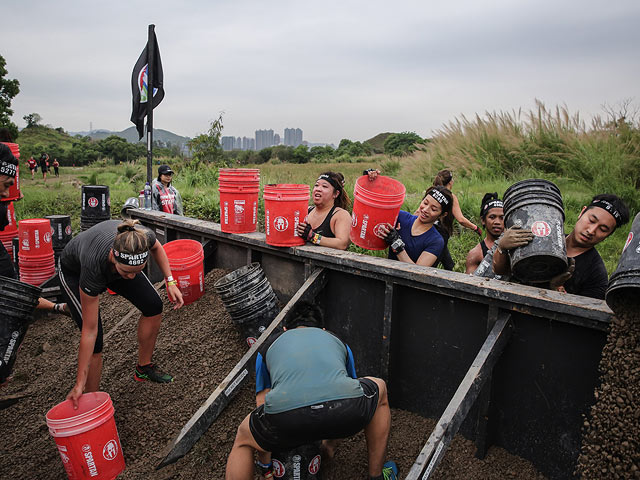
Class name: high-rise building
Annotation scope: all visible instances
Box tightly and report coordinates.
[274,133,281,146]
[284,127,304,147]
[234,137,242,150]
[255,129,275,151]
[221,136,235,151]
[242,136,255,151]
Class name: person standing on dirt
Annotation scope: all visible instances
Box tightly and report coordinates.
[465,192,505,274]
[27,156,37,180]
[59,219,184,408]
[493,193,630,299]
[151,165,183,215]
[39,153,49,182]
[375,186,453,268]
[52,158,60,177]
[296,171,352,250]
[226,301,398,480]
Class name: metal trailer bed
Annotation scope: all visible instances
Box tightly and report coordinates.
[131,209,610,480]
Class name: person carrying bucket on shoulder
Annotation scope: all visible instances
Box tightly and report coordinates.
[152,165,183,215]
[58,219,184,408]
[493,193,630,299]
[225,301,398,480]
[375,186,453,268]
[295,171,352,250]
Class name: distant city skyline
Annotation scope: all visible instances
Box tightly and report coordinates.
[222,127,308,151]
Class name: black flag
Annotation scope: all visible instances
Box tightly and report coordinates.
[130,30,164,140]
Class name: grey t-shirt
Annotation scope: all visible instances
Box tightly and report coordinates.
[60,220,155,296]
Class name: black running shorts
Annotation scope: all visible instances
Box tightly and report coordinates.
[59,262,163,354]
[249,377,379,452]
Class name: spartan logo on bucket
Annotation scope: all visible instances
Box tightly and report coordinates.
[65,225,72,236]
[43,231,52,243]
[246,337,257,347]
[531,221,551,237]
[351,213,357,227]
[372,223,386,239]
[88,196,99,208]
[82,444,99,477]
[274,216,289,232]
[308,454,321,474]
[273,458,285,477]
[103,439,119,460]
[623,232,633,252]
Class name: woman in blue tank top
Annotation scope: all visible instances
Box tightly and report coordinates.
[376,186,454,267]
[296,171,352,250]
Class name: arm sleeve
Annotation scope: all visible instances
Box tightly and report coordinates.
[255,352,272,393]
[174,189,184,216]
[345,344,357,379]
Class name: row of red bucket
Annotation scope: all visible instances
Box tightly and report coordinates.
[219,168,406,250]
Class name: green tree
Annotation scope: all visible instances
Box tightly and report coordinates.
[187,114,226,168]
[23,112,42,128]
[0,55,20,140]
[383,132,424,156]
[98,135,143,164]
[292,144,311,163]
[258,147,272,163]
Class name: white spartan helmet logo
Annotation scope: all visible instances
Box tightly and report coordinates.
[103,440,119,461]
[274,216,288,232]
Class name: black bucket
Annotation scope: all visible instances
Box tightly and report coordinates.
[503,179,567,283]
[81,185,110,231]
[214,263,281,347]
[606,212,640,314]
[46,215,72,249]
[0,275,41,383]
[272,442,322,480]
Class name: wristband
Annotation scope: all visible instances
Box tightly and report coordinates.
[312,233,322,245]
[390,237,405,253]
[167,279,177,286]
[166,275,174,283]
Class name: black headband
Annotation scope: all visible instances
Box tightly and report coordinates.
[0,160,17,178]
[590,199,623,227]
[481,199,503,217]
[113,248,149,266]
[427,188,450,208]
[317,174,342,192]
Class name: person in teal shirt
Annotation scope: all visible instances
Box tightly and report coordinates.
[225,302,398,480]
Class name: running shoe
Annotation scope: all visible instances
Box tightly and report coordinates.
[382,460,399,480]
[134,363,174,383]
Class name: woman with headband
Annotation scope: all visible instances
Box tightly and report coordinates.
[376,186,453,267]
[59,219,184,408]
[465,192,505,274]
[296,171,352,250]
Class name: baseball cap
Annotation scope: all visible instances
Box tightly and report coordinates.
[158,165,174,175]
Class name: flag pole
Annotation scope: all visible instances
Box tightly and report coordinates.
[146,24,155,184]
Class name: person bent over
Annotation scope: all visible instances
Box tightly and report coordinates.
[225,302,398,480]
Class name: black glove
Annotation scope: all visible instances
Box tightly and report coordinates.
[384,227,405,254]
[301,223,315,242]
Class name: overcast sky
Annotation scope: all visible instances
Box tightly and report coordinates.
[3,0,640,145]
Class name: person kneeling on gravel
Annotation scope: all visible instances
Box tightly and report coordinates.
[225,302,398,480]
[493,193,630,299]
[59,219,184,408]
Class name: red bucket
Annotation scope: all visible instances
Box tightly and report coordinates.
[218,168,260,234]
[350,175,406,250]
[46,392,125,480]
[263,184,310,247]
[18,218,53,256]
[1,142,20,202]
[163,239,205,305]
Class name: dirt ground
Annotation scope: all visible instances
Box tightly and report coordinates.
[1,269,545,479]
[577,308,640,479]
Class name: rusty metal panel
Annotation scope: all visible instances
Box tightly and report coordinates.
[260,254,306,304]
[488,312,606,479]
[319,270,386,378]
[388,286,488,419]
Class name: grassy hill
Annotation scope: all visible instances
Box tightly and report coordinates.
[85,126,191,147]
[14,125,76,160]
[364,132,392,153]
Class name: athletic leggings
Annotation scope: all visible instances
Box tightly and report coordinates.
[59,265,163,354]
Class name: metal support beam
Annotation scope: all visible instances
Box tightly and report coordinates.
[157,268,328,469]
[380,282,394,382]
[405,312,512,480]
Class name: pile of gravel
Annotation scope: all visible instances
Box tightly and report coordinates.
[577,309,640,479]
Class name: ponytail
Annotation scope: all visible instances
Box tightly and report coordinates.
[113,220,150,256]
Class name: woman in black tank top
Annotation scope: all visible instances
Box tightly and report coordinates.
[296,171,352,250]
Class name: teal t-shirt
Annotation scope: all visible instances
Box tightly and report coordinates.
[261,328,364,414]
